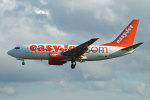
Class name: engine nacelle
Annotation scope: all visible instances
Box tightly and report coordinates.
[49,52,64,65]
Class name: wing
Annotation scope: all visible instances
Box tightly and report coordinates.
[63,38,99,58]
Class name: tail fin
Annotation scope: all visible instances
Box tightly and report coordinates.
[101,19,139,47]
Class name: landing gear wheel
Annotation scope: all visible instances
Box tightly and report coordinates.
[22,62,25,65]
[71,65,75,69]
[71,61,76,69]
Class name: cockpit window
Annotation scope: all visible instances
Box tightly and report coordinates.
[14,46,20,49]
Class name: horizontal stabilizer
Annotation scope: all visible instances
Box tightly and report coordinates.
[121,42,143,51]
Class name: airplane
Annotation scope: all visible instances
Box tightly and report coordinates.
[7,19,143,69]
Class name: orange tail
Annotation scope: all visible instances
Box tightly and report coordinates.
[101,19,139,47]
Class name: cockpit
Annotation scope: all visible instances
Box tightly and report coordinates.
[14,46,21,50]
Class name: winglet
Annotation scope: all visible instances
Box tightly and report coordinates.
[101,19,139,47]
[91,38,99,40]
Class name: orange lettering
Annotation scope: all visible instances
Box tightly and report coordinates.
[60,45,69,52]
[60,47,65,52]
[30,45,37,51]
[38,45,45,51]
[91,47,98,53]
[64,45,68,51]
[53,45,61,52]
[46,45,52,51]
[69,46,75,50]
[85,46,91,53]
[99,47,108,53]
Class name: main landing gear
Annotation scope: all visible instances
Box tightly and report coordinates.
[71,60,76,69]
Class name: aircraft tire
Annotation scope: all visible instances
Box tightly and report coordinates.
[71,65,75,69]
[71,61,76,69]
[22,62,25,65]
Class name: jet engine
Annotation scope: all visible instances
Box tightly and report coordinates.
[49,52,65,65]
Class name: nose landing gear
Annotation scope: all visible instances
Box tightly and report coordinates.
[17,58,25,65]
[22,61,25,65]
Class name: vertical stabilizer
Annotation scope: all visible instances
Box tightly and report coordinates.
[101,19,139,47]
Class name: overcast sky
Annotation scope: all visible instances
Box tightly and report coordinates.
[0,0,150,100]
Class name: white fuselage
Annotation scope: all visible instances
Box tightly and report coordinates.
[8,44,134,62]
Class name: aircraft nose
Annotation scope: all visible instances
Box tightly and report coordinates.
[7,50,14,56]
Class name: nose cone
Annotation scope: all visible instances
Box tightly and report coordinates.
[7,50,14,56]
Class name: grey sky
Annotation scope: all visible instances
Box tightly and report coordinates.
[0,0,150,100]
